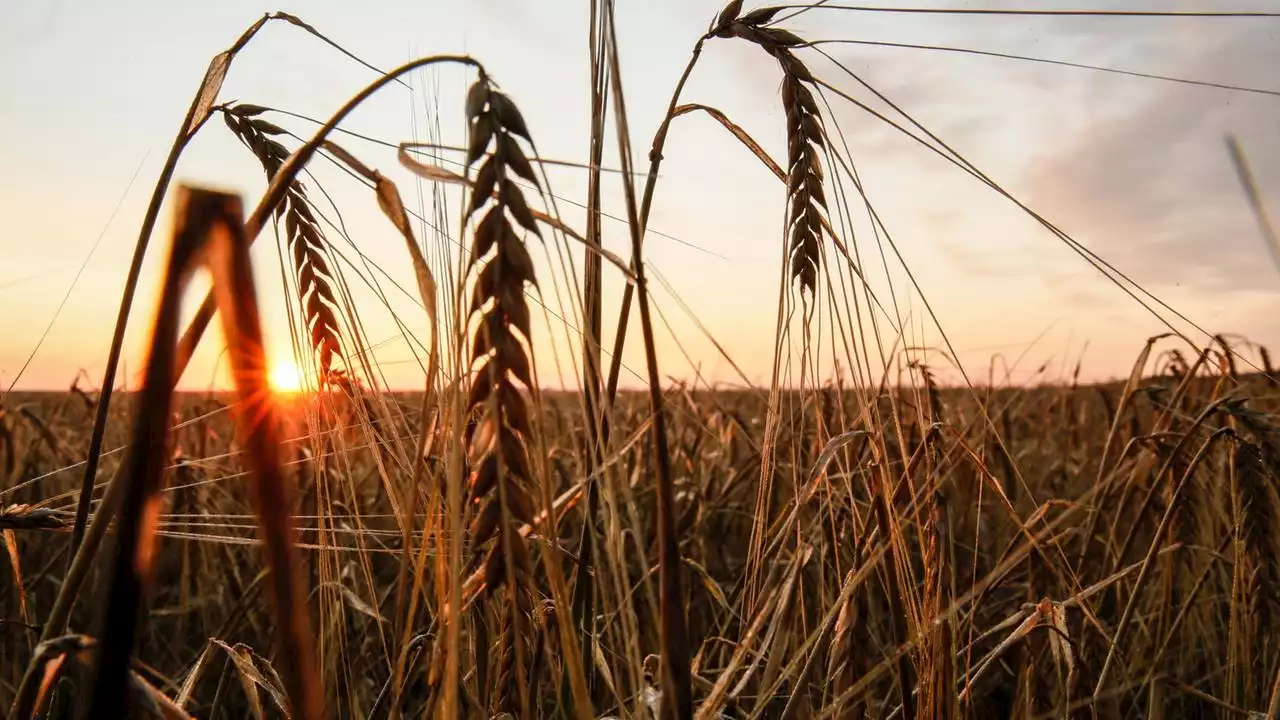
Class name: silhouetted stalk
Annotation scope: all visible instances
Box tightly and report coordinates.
[603,3,691,716]
[85,188,321,720]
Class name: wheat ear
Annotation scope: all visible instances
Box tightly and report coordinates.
[462,76,542,718]
[223,105,345,378]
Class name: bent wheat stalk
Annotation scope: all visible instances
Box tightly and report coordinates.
[27,635,191,720]
[85,188,320,720]
[0,505,65,532]
[67,12,273,566]
[69,11,384,565]
[602,17,711,406]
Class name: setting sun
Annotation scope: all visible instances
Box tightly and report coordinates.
[267,358,304,393]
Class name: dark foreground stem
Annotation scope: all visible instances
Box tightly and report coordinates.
[603,36,705,403]
[604,4,692,717]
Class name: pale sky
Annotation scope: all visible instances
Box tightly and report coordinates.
[2,0,1278,391]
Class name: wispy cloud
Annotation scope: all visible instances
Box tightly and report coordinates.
[1023,21,1280,294]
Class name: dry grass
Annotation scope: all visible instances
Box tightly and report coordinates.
[4,3,1280,719]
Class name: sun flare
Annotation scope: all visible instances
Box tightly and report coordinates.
[267,358,304,393]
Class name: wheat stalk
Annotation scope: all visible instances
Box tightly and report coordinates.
[713,4,826,294]
[1230,410,1280,692]
[1236,441,1277,634]
[223,104,345,378]
[460,76,542,718]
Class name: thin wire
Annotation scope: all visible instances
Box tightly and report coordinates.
[808,38,1280,98]
[262,105,729,259]
[771,5,1280,19]
[810,47,1250,368]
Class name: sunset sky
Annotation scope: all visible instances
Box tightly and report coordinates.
[2,0,1278,391]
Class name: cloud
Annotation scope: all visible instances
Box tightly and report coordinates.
[800,10,1280,297]
[1021,21,1280,294]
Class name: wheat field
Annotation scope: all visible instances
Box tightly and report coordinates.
[3,2,1280,719]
